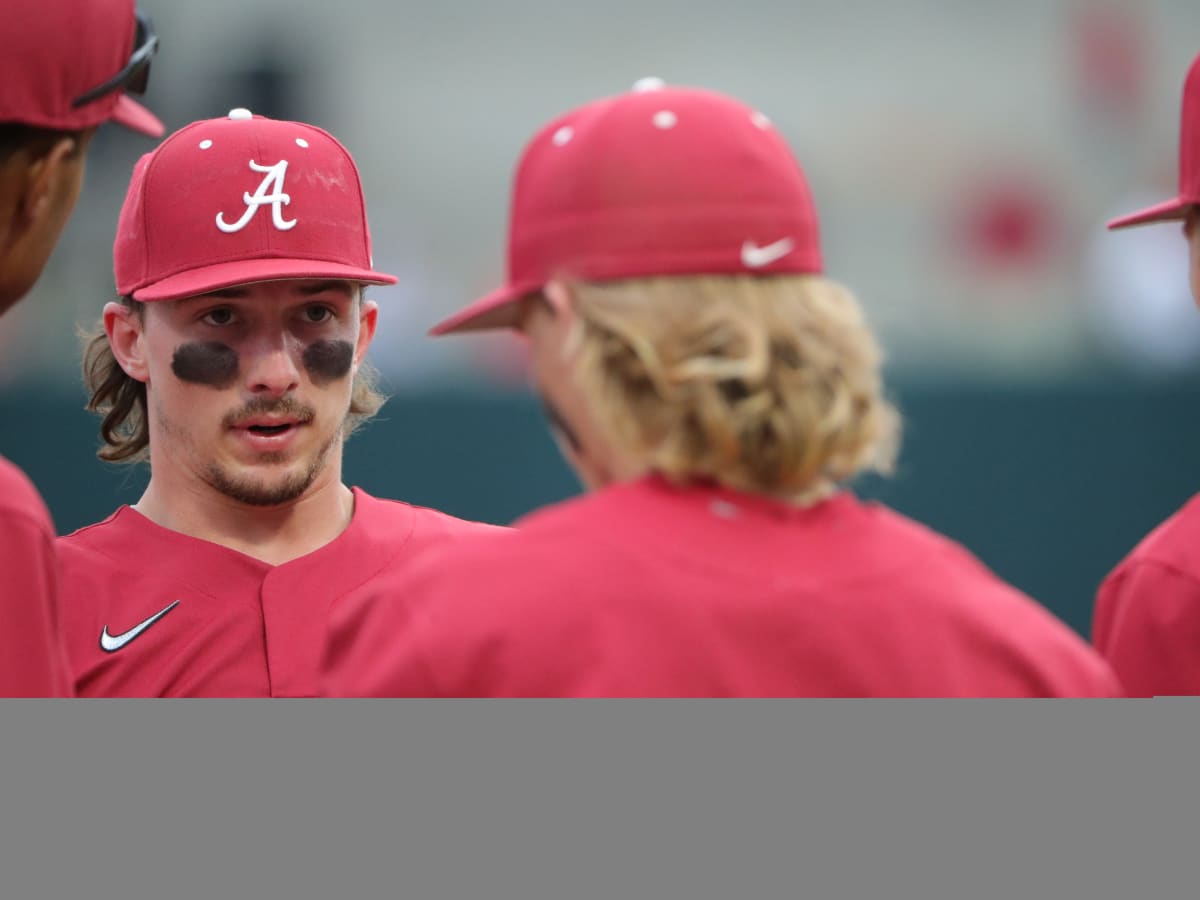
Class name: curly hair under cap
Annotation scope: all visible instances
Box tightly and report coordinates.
[563,274,901,505]
[80,293,386,463]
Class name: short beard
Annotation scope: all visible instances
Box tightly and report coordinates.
[203,423,343,507]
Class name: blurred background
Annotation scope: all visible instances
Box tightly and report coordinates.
[4,0,1200,636]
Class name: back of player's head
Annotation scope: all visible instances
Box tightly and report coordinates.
[0,0,163,146]
[1,0,162,313]
[113,109,396,303]
[556,273,899,502]
[431,80,896,498]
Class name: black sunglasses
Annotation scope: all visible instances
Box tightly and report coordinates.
[71,9,159,109]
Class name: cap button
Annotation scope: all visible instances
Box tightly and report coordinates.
[227,108,253,121]
[631,77,666,92]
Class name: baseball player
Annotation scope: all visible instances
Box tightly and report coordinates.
[1092,51,1200,696]
[58,110,501,697]
[1,0,162,697]
[322,82,1120,697]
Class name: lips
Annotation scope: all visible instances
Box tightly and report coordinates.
[248,423,291,436]
[228,412,313,452]
[222,400,316,454]
[238,417,302,436]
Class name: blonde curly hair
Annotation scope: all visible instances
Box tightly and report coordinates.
[562,273,900,505]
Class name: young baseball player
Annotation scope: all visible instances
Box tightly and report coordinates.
[322,83,1120,697]
[58,110,501,697]
[1,0,162,696]
[1092,51,1200,696]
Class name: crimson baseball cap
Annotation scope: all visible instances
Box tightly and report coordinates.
[114,109,397,301]
[0,0,163,138]
[431,80,823,335]
[1108,52,1200,230]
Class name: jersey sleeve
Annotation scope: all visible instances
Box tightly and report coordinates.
[0,509,72,697]
[1093,560,1200,697]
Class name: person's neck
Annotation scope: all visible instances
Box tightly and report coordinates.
[132,472,356,566]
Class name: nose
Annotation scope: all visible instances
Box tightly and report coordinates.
[243,331,302,397]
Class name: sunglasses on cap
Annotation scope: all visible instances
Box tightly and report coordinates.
[71,9,158,109]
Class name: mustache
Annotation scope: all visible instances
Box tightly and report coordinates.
[222,396,317,429]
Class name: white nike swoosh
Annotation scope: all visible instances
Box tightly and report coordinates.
[741,237,795,268]
[99,600,180,653]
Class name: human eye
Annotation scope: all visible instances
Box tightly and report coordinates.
[302,304,335,324]
[201,306,237,326]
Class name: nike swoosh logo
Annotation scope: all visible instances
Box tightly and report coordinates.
[741,237,795,268]
[99,600,180,653]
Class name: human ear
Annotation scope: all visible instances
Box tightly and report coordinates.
[103,301,150,383]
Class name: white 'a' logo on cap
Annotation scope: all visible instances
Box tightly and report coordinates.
[216,160,298,233]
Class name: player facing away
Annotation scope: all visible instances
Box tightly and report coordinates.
[322,82,1120,697]
[1093,51,1200,697]
[0,0,162,697]
[59,110,501,697]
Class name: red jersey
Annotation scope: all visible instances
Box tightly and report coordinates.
[324,477,1119,697]
[0,455,71,697]
[1093,493,1200,696]
[58,488,501,697]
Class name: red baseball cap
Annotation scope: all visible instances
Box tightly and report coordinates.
[114,109,398,301]
[0,0,163,137]
[431,80,823,335]
[1108,52,1200,230]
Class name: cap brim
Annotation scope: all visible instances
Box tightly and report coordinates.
[429,284,529,335]
[1107,196,1192,230]
[131,258,398,302]
[110,95,165,138]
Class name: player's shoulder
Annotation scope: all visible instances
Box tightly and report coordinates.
[351,487,507,541]
[845,497,1002,578]
[381,494,598,606]
[851,501,1069,628]
[438,485,687,605]
[853,497,956,547]
[516,480,986,584]
[1110,492,1200,585]
[863,501,1112,692]
[506,488,644,572]
[0,454,53,530]
[0,454,39,498]
[57,507,137,568]
[407,501,507,540]
[512,477,677,536]
[58,506,128,544]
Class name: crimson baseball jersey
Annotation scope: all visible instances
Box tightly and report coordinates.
[58,488,501,697]
[0,455,71,696]
[323,476,1120,697]
[1093,493,1200,696]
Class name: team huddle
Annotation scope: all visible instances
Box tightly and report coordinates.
[2,0,1197,697]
